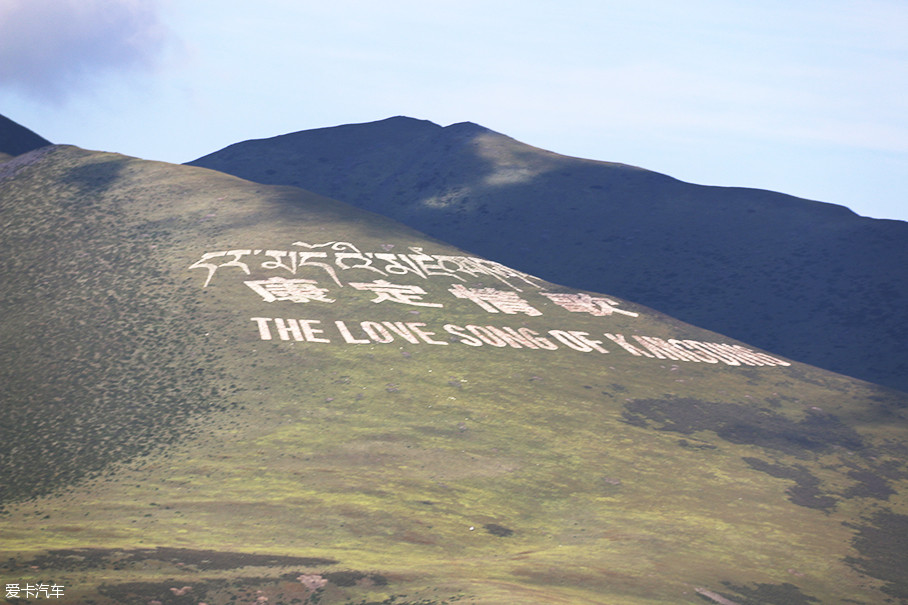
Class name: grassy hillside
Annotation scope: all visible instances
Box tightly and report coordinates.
[188,117,908,393]
[1,145,907,604]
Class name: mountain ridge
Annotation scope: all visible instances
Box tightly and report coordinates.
[189,116,908,392]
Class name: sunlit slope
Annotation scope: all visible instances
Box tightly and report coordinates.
[2,146,907,604]
[189,116,908,393]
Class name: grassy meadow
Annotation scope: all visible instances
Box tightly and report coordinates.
[1,146,906,604]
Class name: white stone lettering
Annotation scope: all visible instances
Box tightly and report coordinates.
[406,323,448,345]
[349,280,443,307]
[484,326,543,349]
[244,316,791,371]
[373,253,429,279]
[335,320,370,344]
[260,249,298,274]
[443,324,485,347]
[549,330,609,353]
[668,339,721,363]
[730,346,790,366]
[518,328,559,350]
[251,317,274,340]
[299,319,331,342]
[191,241,544,291]
[245,277,335,303]
[460,325,505,347]
[632,336,701,362]
[378,321,421,344]
[448,284,542,316]
[541,292,639,317]
[274,317,304,341]
[248,317,332,342]
[604,333,651,357]
[694,342,747,366]
[602,334,791,367]
[295,250,343,287]
[361,321,395,343]
[331,242,385,275]
[460,257,541,290]
[401,248,464,280]
[349,321,449,345]
[189,250,252,287]
[268,318,330,342]
[698,344,790,367]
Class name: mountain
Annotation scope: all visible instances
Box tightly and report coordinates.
[188,116,908,393]
[0,113,51,158]
[1,143,907,604]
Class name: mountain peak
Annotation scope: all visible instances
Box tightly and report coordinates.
[444,120,493,134]
[0,113,51,157]
[189,117,908,393]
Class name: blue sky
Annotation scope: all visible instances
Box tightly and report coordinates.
[1,0,906,221]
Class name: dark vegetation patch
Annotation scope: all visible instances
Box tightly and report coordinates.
[321,570,388,587]
[98,578,232,605]
[743,453,902,507]
[838,457,907,501]
[4,547,338,572]
[843,469,896,500]
[845,509,908,601]
[483,523,514,537]
[622,398,864,456]
[342,597,467,605]
[0,152,237,507]
[742,457,837,510]
[95,574,454,605]
[5,549,423,605]
[716,581,819,605]
[98,575,323,605]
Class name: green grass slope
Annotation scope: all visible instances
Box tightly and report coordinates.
[2,145,907,604]
[188,116,908,393]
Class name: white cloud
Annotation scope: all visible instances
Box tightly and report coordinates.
[0,0,173,103]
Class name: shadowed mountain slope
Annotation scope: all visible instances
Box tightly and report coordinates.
[1,144,907,603]
[189,117,908,392]
[0,113,51,158]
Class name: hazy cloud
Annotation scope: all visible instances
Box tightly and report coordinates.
[0,0,172,102]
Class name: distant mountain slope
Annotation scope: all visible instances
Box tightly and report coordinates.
[3,144,907,603]
[189,117,908,392]
[0,113,51,156]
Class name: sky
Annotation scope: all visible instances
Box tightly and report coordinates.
[0,0,906,222]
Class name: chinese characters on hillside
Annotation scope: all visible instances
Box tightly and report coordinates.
[188,240,790,367]
[190,240,640,317]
